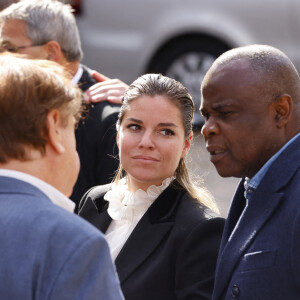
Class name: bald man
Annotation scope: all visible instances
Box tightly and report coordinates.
[200,45,300,300]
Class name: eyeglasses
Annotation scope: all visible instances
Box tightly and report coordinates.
[0,42,45,53]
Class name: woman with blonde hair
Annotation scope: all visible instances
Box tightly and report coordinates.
[79,73,224,300]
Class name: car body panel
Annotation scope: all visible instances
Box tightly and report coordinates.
[77,0,297,81]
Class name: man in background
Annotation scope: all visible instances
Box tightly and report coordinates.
[0,53,123,300]
[0,0,128,210]
[200,44,300,299]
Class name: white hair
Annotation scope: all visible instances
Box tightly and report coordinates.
[0,0,83,61]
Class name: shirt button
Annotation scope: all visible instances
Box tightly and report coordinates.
[248,188,253,194]
[231,284,240,298]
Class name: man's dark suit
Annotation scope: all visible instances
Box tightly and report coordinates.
[79,181,225,300]
[70,65,120,211]
[213,134,300,300]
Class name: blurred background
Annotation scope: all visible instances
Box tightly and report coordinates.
[74,0,300,126]
[73,0,299,216]
[2,0,299,216]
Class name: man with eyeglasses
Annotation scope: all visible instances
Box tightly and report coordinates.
[0,0,128,211]
[0,30,53,52]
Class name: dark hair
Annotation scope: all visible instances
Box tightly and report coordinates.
[0,53,82,163]
[115,73,218,212]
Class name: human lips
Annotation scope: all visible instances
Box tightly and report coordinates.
[206,145,227,162]
[132,155,159,163]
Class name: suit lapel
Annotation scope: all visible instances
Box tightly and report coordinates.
[213,188,282,299]
[115,183,182,283]
[93,209,112,233]
[218,180,246,253]
[79,194,112,233]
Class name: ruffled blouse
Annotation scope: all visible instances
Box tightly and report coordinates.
[104,177,174,261]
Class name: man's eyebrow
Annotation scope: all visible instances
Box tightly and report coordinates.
[212,102,235,110]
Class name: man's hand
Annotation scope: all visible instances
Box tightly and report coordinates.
[84,71,128,104]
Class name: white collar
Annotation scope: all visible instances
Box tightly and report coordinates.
[71,65,84,85]
[0,169,75,213]
[104,177,174,221]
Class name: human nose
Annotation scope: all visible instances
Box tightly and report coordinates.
[201,117,220,138]
[138,131,155,149]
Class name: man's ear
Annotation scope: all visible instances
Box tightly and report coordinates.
[47,110,65,154]
[273,94,293,128]
[44,41,63,62]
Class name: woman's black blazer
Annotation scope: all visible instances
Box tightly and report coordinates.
[79,181,225,300]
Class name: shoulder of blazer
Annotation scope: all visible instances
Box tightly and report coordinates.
[173,187,224,230]
[147,180,223,224]
[260,134,300,193]
[78,184,113,233]
[78,183,112,214]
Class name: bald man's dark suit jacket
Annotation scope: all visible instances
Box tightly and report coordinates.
[212,134,300,300]
[70,65,120,211]
[79,180,225,300]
